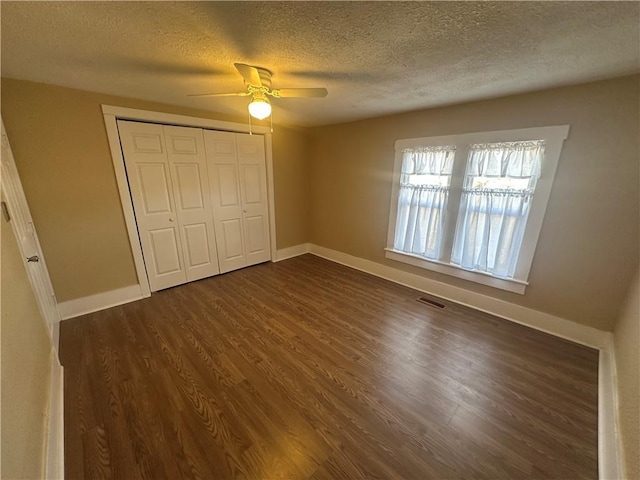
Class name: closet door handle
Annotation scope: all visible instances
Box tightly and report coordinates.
[169,218,175,222]
[242,209,247,214]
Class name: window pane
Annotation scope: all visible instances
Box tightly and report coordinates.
[470,176,530,190]
[394,146,455,260]
[407,174,450,187]
[451,141,545,278]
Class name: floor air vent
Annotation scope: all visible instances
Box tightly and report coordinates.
[416,296,446,309]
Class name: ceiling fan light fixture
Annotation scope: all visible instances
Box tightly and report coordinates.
[248,97,271,120]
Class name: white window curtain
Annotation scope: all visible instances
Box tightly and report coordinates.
[451,141,545,278]
[394,146,455,259]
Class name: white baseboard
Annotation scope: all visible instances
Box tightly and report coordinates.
[306,244,608,349]
[57,284,144,320]
[275,243,311,262]
[598,335,624,480]
[45,354,64,479]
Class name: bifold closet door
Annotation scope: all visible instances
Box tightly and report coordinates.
[118,120,219,291]
[236,133,271,266]
[204,131,271,274]
[163,125,220,282]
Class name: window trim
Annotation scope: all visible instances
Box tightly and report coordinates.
[386,125,570,294]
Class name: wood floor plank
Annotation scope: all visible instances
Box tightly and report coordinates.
[60,254,599,479]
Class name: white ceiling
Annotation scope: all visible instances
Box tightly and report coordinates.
[2,1,639,127]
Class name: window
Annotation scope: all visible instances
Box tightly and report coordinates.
[394,146,455,260]
[386,126,569,294]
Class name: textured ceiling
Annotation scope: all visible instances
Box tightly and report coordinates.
[2,1,639,127]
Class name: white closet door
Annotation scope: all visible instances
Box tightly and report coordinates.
[236,133,271,266]
[118,120,187,291]
[204,131,247,274]
[163,125,220,282]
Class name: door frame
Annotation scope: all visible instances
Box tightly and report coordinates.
[101,105,276,298]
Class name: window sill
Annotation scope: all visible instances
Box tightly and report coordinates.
[384,249,528,294]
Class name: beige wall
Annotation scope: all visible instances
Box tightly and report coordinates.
[272,125,310,247]
[1,214,53,478]
[1,78,310,302]
[308,75,639,331]
[614,270,639,480]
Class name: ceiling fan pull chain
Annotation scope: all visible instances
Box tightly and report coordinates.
[248,110,253,135]
[270,111,273,133]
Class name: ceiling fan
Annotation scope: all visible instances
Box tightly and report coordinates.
[189,63,328,120]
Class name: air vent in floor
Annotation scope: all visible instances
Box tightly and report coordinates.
[416,296,446,309]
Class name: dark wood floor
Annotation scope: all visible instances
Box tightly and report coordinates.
[60,254,599,479]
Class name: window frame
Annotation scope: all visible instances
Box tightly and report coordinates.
[385,125,570,294]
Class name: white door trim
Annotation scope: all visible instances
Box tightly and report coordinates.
[598,334,624,480]
[102,105,277,297]
[45,353,65,480]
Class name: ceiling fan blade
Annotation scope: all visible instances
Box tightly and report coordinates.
[275,88,328,98]
[187,92,251,98]
[234,63,263,87]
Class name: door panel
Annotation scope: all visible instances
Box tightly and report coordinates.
[183,223,212,266]
[118,120,187,291]
[241,164,262,204]
[174,163,205,210]
[245,215,267,254]
[237,138,260,156]
[137,163,173,214]
[211,137,236,155]
[217,165,241,207]
[168,135,198,155]
[221,219,244,259]
[204,130,247,273]
[148,228,183,275]
[132,133,164,153]
[163,125,220,282]
[236,133,271,266]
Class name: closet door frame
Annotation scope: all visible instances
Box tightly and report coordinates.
[102,105,276,298]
